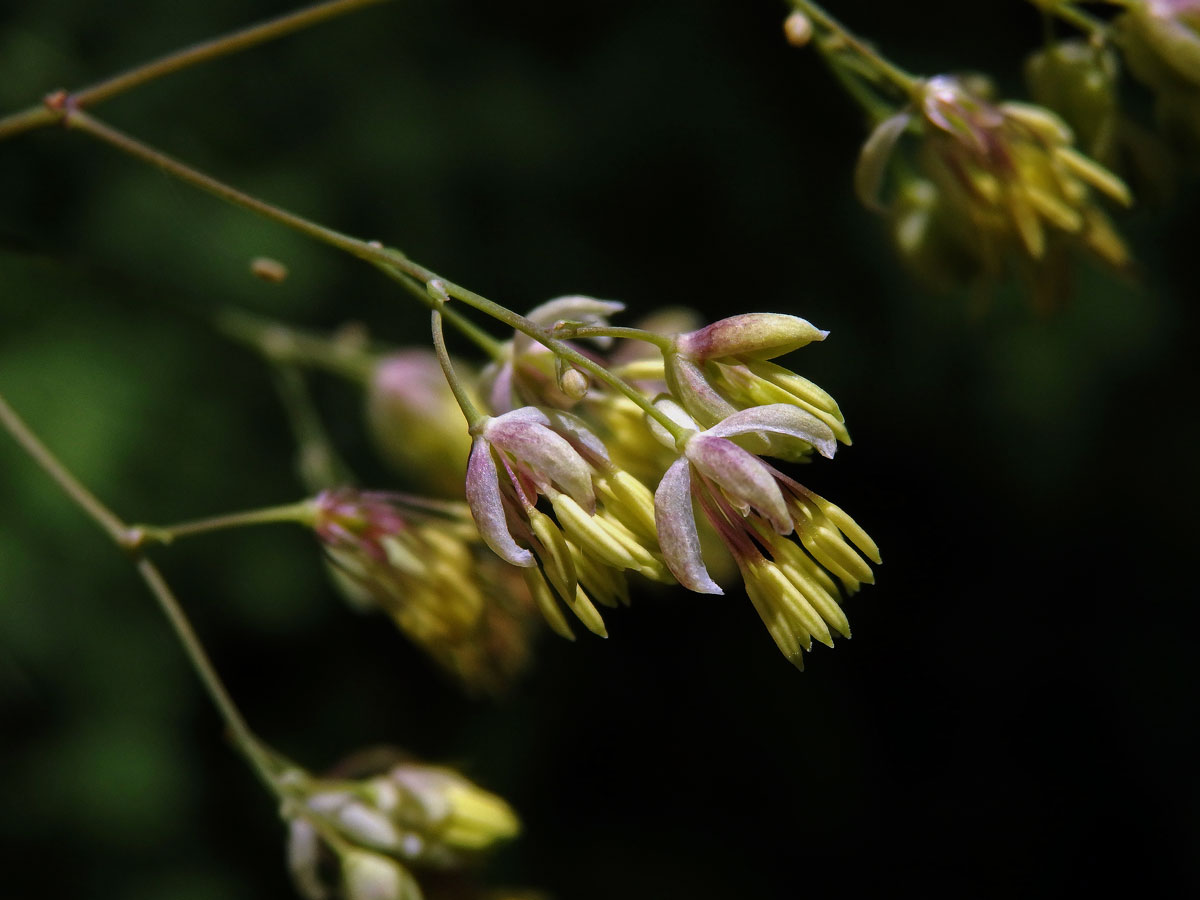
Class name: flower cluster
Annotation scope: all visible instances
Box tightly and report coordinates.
[1117,0,1200,153]
[857,74,1132,305]
[437,301,879,668]
[282,749,520,900]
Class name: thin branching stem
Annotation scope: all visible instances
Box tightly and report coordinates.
[0,0,390,142]
[62,107,689,440]
[0,389,282,793]
[431,309,484,426]
[134,500,316,548]
[787,0,923,101]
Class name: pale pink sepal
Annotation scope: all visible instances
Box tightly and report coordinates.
[705,403,838,459]
[653,456,723,594]
[465,436,535,567]
[684,435,791,535]
[483,409,596,511]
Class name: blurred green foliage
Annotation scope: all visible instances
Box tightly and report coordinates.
[1,1,1197,898]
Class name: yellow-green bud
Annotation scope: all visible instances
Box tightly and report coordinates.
[675,313,827,362]
[341,850,420,900]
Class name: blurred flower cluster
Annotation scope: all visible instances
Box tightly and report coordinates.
[786,0,1200,307]
[279,747,524,900]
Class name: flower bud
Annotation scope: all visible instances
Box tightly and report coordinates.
[1119,0,1200,89]
[675,313,828,362]
[341,850,420,900]
[366,351,473,498]
[1025,39,1120,162]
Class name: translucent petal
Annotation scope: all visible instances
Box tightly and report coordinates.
[653,456,722,594]
[484,414,595,511]
[704,404,837,459]
[464,437,534,567]
[855,112,912,212]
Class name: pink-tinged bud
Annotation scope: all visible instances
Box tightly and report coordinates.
[366,351,472,497]
[675,314,828,362]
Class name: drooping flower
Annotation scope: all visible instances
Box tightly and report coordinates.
[311,489,536,695]
[661,313,851,458]
[652,401,879,668]
[465,406,669,639]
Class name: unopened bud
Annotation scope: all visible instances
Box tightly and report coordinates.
[341,850,420,900]
[386,763,520,854]
[783,11,812,47]
[558,365,588,400]
[675,313,828,362]
[366,351,473,496]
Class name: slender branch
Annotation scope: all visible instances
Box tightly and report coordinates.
[66,110,384,263]
[787,0,922,100]
[377,264,506,359]
[559,325,674,350]
[63,108,687,439]
[133,500,316,548]
[134,557,280,791]
[270,365,357,492]
[0,392,129,546]
[431,309,484,426]
[0,0,391,144]
[0,106,57,143]
[0,388,282,791]
[218,308,377,382]
[1037,1,1113,40]
[75,0,392,107]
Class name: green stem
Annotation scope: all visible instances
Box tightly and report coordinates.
[75,0,391,107]
[1040,1,1113,40]
[431,309,483,426]
[270,365,356,492]
[67,110,385,264]
[133,500,316,548]
[64,108,686,441]
[787,0,922,100]
[134,557,281,792]
[0,389,281,791]
[218,308,377,382]
[0,0,391,144]
[0,392,129,547]
[377,264,506,359]
[562,325,675,350]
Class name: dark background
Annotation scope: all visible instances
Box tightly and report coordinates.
[1,1,1196,897]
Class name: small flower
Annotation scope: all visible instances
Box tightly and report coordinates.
[663,314,851,456]
[465,406,669,638]
[1025,38,1121,165]
[652,402,878,667]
